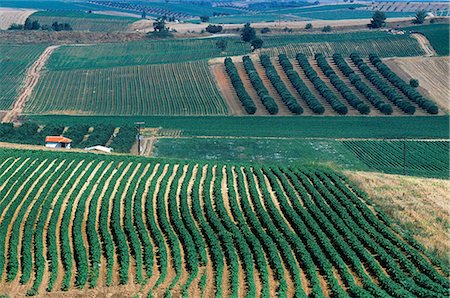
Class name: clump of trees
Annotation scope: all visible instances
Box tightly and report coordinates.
[305,23,313,30]
[216,39,227,52]
[369,11,386,28]
[322,25,332,32]
[149,17,172,38]
[241,23,264,52]
[413,10,427,24]
[206,24,223,33]
[410,79,419,88]
[8,17,72,31]
[200,15,210,22]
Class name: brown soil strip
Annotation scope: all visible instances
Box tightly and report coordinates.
[54,160,94,290]
[234,62,270,116]
[0,158,31,201]
[2,159,56,287]
[363,59,428,115]
[252,59,293,115]
[383,56,449,113]
[105,127,120,147]
[271,57,314,115]
[2,45,60,124]
[220,166,237,225]
[236,166,279,297]
[290,58,337,115]
[210,63,245,115]
[411,33,436,57]
[308,59,361,116]
[106,162,133,285]
[326,58,385,116]
[119,163,142,285]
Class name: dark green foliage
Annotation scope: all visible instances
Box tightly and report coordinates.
[413,10,427,24]
[260,54,303,114]
[305,23,313,29]
[260,27,271,34]
[224,57,257,114]
[350,53,416,114]
[110,126,135,153]
[370,11,386,28]
[278,54,325,114]
[206,24,223,33]
[369,54,438,114]
[216,39,227,51]
[250,38,264,51]
[315,53,370,114]
[410,79,419,88]
[322,25,332,32]
[296,53,348,114]
[82,125,116,148]
[241,23,256,42]
[332,53,393,115]
[242,56,278,114]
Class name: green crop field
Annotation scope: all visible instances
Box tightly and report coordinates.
[27,115,450,139]
[261,32,425,57]
[46,39,249,70]
[0,44,47,110]
[0,148,447,297]
[402,24,450,56]
[26,61,228,115]
[153,137,368,168]
[28,11,138,32]
[343,140,449,179]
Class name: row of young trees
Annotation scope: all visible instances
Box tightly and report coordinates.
[259,54,303,114]
[242,56,279,114]
[332,53,393,115]
[350,53,416,114]
[9,18,72,31]
[296,53,348,115]
[315,53,371,114]
[369,54,439,114]
[224,57,257,114]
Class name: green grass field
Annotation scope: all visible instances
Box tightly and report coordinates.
[27,116,450,139]
[402,24,450,56]
[26,61,228,115]
[29,11,138,32]
[343,140,449,179]
[153,137,368,168]
[46,39,249,70]
[0,44,48,110]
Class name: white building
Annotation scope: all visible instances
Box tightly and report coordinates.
[45,136,72,149]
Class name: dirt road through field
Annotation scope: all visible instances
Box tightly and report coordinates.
[411,33,436,57]
[2,45,60,124]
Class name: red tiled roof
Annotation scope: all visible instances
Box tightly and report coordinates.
[45,136,72,143]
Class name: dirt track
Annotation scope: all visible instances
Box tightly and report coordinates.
[2,45,60,123]
[411,33,436,57]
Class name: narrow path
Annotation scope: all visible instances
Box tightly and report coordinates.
[411,33,436,57]
[2,45,60,123]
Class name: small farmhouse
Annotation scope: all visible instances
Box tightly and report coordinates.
[45,136,72,149]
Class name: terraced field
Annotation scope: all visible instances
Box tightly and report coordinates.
[26,61,228,115]
[343,140,449,179]
[0,148,447,297]
[0,44,47,110]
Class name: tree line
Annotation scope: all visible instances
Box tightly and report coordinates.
[9,17,72,31]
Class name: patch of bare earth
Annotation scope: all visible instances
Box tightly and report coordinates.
[0,8,36,30]
[210,63,246,115]
[345,171,450,263]
[411,33,437,57]
[2,45,60,124]
[384,56,450,113]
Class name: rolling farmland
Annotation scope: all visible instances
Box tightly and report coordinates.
[0,44,47,110]
[26,61,228,115]
[28,11,138,32]
[0,148,447,297]
[402,24,450,56]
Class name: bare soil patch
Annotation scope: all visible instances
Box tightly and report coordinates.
[345,171,450,263]
[0,8,36,30]
[411,33,438,56]
[384,56,450,113]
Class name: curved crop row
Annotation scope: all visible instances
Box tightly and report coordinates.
[315,53,370,114]
[242,56,279,114]
[369,54,439,114]
[296,53,348,115]
[259,54,303,114]
[224,57,257,114]
[350,53,416,115]
[278,54,325,114]
[332,53,393,115]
